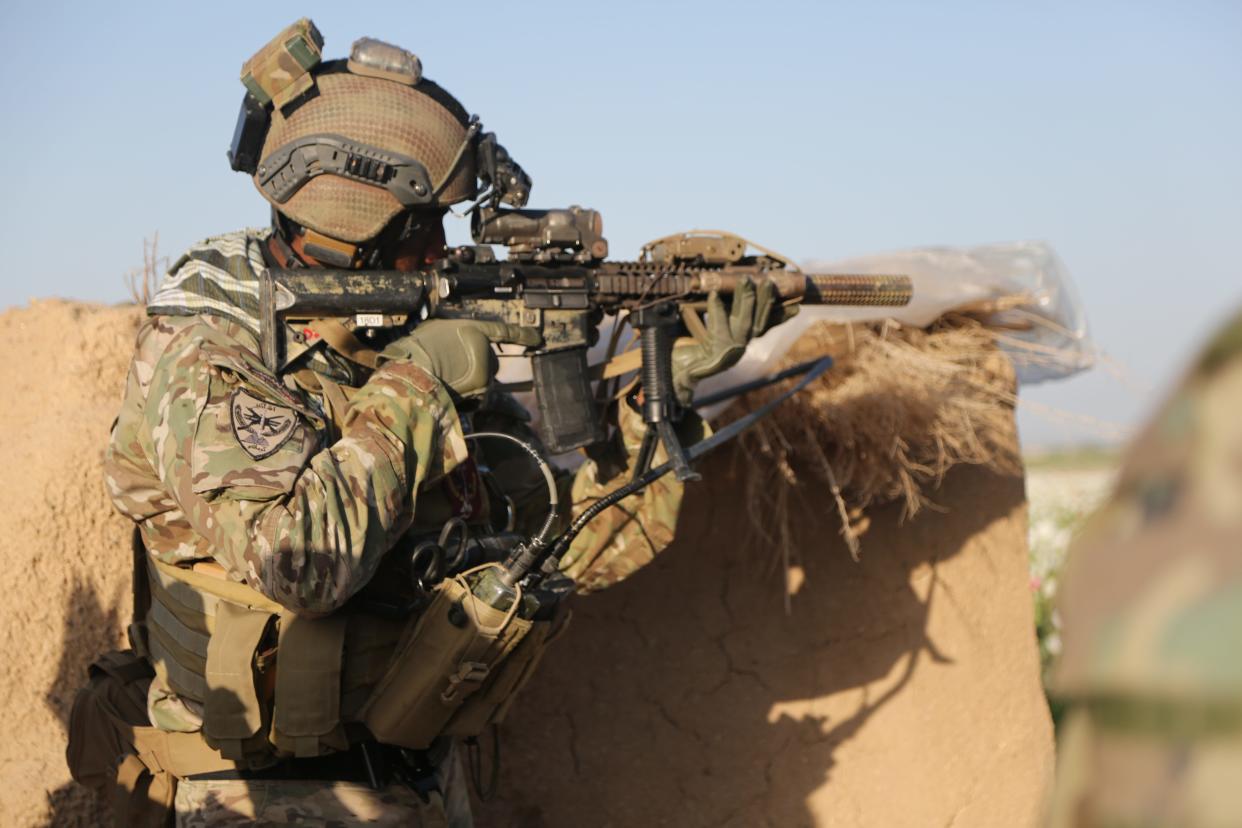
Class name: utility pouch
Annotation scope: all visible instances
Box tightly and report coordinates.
[361,565,532,750]
[445,604,570,737]
[202,603,278,765]
[240,18,323,110]
[272,610,350,757]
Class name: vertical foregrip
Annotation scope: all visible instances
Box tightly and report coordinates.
[634,312,698,482]
[640,323,674,423]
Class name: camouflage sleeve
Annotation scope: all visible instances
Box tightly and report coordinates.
[557,402,706,593]
[141,318,465,614]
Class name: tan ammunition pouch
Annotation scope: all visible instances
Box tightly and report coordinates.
[361,563,568,749]
[139,556,565,767]
[445,586,570,738]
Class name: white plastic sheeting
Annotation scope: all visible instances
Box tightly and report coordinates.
[802,240,1091,384]
[697,241,1091,405]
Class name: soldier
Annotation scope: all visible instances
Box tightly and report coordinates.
[1047,308,1242,826]
[66,20,775,827]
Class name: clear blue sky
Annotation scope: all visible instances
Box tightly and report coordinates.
[1,0,1238,448]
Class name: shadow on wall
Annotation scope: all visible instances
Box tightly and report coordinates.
[44,578,128,826]
[42,454,1038,826]
[476,453,1036,827]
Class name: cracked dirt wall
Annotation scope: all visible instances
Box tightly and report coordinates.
[0,300,1053,826]
[0,301,143,827]
[476,447,1054,826]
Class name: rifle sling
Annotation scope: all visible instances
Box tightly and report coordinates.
[305,319,380,369]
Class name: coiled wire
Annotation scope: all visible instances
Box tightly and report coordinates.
[463,431,559,549]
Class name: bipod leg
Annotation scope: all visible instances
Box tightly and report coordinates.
[631,425,658,482]
[656,419,699,482]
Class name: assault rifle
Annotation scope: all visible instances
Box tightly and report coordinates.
[261,205,910,486]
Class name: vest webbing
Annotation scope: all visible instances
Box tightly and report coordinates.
[144,557,399,762]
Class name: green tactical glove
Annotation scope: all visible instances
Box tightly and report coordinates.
[670,277,783,405]
[378,319,542,399]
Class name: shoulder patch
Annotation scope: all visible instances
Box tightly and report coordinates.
[231,389,297,459]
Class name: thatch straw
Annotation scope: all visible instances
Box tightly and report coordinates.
[125,234,167,305]
[730,316,1023,566]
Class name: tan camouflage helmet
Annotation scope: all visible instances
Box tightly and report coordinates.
[240,21,479,243]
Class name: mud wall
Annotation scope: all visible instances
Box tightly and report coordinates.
[0,301,1052,826]
[475,453,1054,827]
[0,301,142,827]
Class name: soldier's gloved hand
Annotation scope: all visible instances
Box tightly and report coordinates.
[670,278,781,405]
[378,319,541,399]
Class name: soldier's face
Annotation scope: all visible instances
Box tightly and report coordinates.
[390,219,447,272]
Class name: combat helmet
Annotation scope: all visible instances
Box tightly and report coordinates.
[227,19,529,260]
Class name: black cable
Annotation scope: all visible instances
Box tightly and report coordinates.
[466,727,502,801]
[691,357,832,409]
[539,356,833,572]
[463,432,559,549]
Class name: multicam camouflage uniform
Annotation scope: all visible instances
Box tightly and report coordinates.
[1047,309,1242,827]
[77,229,689,825]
